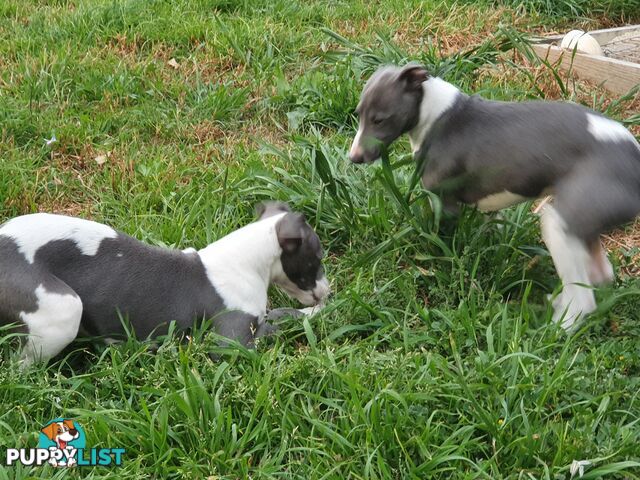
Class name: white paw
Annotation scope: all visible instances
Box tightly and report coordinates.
[298,305,323,316]
[552,289,596,332]
[18,355,34,371]
[547,292,565,311]
[553,305,584,332]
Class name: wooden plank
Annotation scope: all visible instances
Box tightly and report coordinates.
[585,25,640,45]
[533,25,640,45]
[532,44,640,94]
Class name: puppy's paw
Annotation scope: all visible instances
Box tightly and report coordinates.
[552,290,596,332]
[298,305,323,316]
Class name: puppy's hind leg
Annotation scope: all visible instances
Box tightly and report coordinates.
[20,280,83,368]
[588,238,614,286]
[540,205,596,331]
[548,167,640,329]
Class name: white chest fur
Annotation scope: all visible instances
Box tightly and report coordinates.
[197,214,285,319]
[408,77,461,153]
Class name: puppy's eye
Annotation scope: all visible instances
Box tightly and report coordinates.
[372,116,386,125]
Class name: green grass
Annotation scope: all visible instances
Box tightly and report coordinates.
[1,0,640,478]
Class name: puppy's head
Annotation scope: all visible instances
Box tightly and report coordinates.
[257,202,330,305]
[41,420,79,442]
[349,64,429,164]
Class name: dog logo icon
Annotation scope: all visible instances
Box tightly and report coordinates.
[5,417,124,467]
[38,419,86,467]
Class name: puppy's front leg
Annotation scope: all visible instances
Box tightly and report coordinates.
[256,306,324,340]
[212,312,259,348]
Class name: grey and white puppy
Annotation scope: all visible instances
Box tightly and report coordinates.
[350,64,640,330]
[0,202,330,366]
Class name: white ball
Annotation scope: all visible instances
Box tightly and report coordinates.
[560,30,603,56]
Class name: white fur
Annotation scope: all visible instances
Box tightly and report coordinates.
[313,276,331,302]
[540,206,596,330]
[198,214,287,319]
[198,213,330,318]
[0,213,116,264]
[586,113,635,145]
[408,77,460,153]
[476,191,527,212]
[298,305,323,316]
[349,125,365,158]
[20,284,83,367]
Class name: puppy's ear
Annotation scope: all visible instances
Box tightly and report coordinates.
[276,212,306,253]
[398,64,429,91]
[63,420,75,431]
[41,423,58,440]
[256,201,291,220]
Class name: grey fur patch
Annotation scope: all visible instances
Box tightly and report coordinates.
[256,201,291,220]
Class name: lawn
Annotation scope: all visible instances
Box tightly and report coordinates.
[1,0,640,478]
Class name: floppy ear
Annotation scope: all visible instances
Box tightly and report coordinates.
[398,64,429,91]
[256,201,291,220]
[276,212,306,253]
[63,420,76,430]
[41,423,58,440]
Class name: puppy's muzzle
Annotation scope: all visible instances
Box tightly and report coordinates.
[349,147,380,164]
[350,152,365,164]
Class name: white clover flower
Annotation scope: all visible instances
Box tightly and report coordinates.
[44,133,57,146]
[570,460,592,478]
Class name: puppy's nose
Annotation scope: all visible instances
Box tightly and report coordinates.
[349,151,364,164]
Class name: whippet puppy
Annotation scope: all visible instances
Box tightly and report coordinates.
[0,202,330,366]
[350,64,640,330]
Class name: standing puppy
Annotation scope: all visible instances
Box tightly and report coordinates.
[0,202,330,366]
[350,64,640,330]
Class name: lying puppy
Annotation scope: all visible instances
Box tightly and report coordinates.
[350,64,640,330]
[0,202,330,366]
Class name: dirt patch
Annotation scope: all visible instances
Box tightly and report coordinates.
[604,221,640,277]
[426,6,524,57]
[181,51,248,85]
[330,5,524,57]
[187,120,227,145]
[37,197,90,217]
[181,119,286,166]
